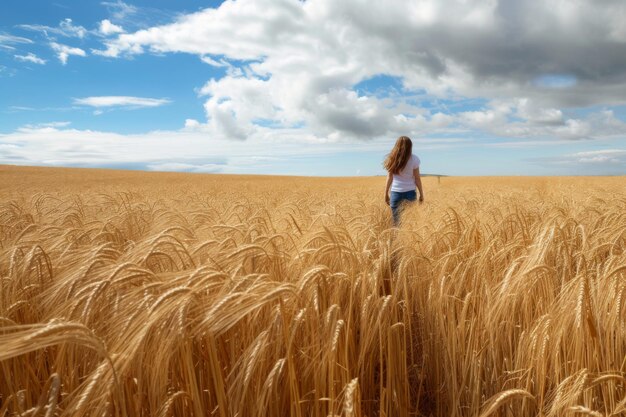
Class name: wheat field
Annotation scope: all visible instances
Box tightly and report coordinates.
[1,165,625,417]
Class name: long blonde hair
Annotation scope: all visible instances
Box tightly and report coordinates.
[383,136,412,174]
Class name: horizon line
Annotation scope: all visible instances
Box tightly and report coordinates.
[1,164,625,178]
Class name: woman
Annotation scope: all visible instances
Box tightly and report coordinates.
[383,136,424,225]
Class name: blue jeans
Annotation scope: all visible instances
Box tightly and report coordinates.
[390,190,416,225]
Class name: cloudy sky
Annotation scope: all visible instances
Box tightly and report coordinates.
[1,0,626,176]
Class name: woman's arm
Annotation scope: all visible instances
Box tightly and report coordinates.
[414,167,424,202]
[384,171,392,205]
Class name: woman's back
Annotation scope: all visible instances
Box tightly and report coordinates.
[384,136,424,225]
[390,154,420,192]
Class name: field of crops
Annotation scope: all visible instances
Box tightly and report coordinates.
[1,165,625,417]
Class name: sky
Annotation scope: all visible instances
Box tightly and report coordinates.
[1,0,626,176]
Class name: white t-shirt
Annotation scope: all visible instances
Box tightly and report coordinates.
[390,154,420,192]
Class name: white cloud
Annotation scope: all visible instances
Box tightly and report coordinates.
[73,96,171,109]
[4,121,623,175]
[99,19,124,36]
[529,149,626,175]
[14,52,47,65]
[457,99,626,140]
[101,1,138,21]
[20,18,87,39]
[0,34,33,48]
[50,42,86,65]
[184,118,204,130]
[19,121,71,130]
[91,0,626,142]
[91,48,120,58]
[184,118,200,127]
[146,162,224,173]
[569,149,626,164]
[515,99,563,124]
[0,124,465,175]
[553,119,592,140]
[199,55,228,67]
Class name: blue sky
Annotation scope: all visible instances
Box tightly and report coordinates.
[1,0,626,176]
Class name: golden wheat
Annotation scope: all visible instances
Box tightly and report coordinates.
[1,165,625,417]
